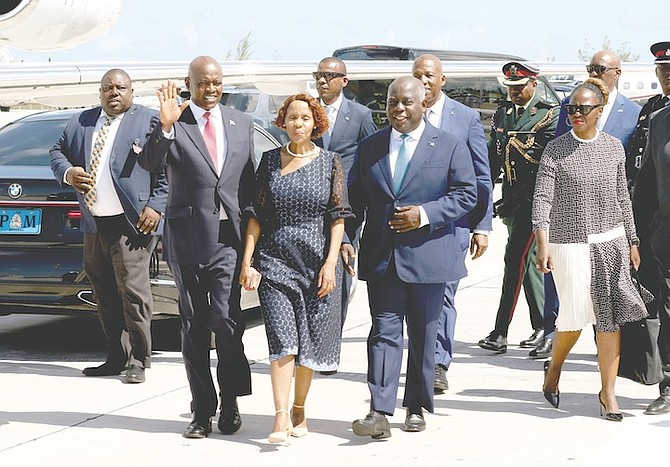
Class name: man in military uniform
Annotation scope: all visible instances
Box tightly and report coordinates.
[478,62,558,353]
[631,42,670,415]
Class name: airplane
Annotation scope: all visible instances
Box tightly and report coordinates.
[0,0,661,111]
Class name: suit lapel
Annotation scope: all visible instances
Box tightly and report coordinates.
[397,126,437,194]
[603,93,624,134]
[84,108,102,170]
[329,98,350,149]
[181,107,218,175]
[439,96,456,132]
[374,127,394,194]
[219,104,237,177]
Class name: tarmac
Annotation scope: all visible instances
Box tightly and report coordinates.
[1,212,668,466]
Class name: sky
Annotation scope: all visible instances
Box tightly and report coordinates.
[6,0,668,65]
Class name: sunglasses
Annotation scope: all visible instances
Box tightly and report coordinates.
[565,104,602,115]
[312,71,345,81]
[586,64,620,74]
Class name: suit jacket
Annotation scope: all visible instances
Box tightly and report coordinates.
[314,97,377,177]
[347,124,477,284]
[50,105,168,235]
[555,92,641,147]
[433,93,492,232]
[138,104,255,264]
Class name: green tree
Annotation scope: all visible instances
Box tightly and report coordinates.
[225,31,253,60]
[577,36,639,62]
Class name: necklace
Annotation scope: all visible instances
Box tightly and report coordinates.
[284,143,319,158]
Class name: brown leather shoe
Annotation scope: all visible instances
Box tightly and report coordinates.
[123,365,145,384]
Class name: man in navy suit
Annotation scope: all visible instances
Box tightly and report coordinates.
[531,50,642,359]
[138,56,254,439]
[313,57,377,375]
[50,69,168,384]
[412,54,493,392]
[347,76,477,438]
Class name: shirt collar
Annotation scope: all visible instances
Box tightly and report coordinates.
[190,102,221,122]
[321,93,343,112]
[391,120,426,142]
[100,110,125,122]
[427,92,446,115]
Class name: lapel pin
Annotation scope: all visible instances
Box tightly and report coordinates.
[345,115,350,121]
[229,120,236,126]
[429,141,435,147]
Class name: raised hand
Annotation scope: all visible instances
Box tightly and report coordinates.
[156,80,190,132]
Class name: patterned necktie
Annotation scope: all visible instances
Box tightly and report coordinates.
[84,115,114,210]
[203,111,218,168]
[393,134,411,194]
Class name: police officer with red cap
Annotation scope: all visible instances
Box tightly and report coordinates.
[479,62,558,354]
[630,42,670,416]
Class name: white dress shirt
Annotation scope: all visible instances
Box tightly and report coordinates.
[597,87,618,131]
[389,121,429,227]
[425,92,446,127]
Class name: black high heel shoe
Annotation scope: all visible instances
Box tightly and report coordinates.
[542,360,560,408]
[598,392,623,422]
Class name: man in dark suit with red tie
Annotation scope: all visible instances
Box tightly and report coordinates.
[138,56,255,438]
[50,69,168,385]
[346,76,477,438]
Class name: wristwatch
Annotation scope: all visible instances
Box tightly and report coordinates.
[630,238,640,247]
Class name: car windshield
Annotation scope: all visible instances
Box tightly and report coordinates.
[0,118,67,166]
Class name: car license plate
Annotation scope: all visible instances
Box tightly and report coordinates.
[0,208,42,235]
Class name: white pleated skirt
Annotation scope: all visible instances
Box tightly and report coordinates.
[549,226,627,332]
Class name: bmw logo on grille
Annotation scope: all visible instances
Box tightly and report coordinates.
[8,183,23,199]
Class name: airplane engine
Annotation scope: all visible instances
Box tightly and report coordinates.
[0,0,120,51]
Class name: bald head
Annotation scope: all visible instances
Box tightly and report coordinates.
[99,68,133,116]
[588,50,622,92]
[386,76,426,133]
[412,54,446,108]
[186,55,223,110]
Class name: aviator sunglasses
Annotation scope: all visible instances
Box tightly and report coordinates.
[565,104,602,115]
[586,64,620,74]
[312,71,346,81]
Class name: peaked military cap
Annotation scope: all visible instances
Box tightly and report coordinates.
[502,61,540,86]
[651,41,670,64]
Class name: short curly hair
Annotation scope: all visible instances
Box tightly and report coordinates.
[275,93,329,140]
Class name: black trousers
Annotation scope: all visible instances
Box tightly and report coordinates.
[84,215,156,368]
[170,220,252,417]
[493,205,544,338]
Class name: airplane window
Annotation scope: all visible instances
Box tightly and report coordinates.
[637,82,644,90]
[623,82,630,90]
[652,82,658,90]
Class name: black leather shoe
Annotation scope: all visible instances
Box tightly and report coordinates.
[218,398,242,434]
[519,328,545,348]
[644,391,670,415]
[183,416,212,439]
[478,333,507,353]
[82,362,125,377]
[434,364,448,393]
[403,408,426,432]
[543,360,560,408]
[529,337,553,359]
[352,410,391,439]
[123,365,145,384]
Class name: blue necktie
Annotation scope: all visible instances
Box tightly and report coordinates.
[393,134,410,194]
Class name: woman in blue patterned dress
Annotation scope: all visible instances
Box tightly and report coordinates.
[239,93,353,443]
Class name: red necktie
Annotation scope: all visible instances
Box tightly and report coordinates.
[203,111,218,167]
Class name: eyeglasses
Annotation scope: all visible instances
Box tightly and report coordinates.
[565,104,602,115]
[586,64,620,74]
[312,71,345,81]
